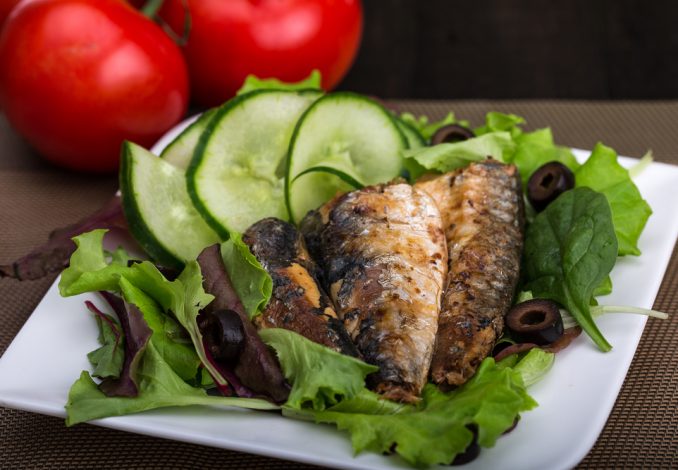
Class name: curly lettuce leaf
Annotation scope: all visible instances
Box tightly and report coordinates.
[259,328,378,411]
[236,70,322,95]
[119,277,200,382]
[500,348,555,387]
[510,128,580,186]
[523,187,618,351]
[66,341,278,426]
[475,111,525,138]
[402,131,514,173]
[399,111,468,141]
[574,142,652,256]
[313,358,537,467]
[220,234,272,318]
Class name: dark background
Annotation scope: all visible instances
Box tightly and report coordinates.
[339,0,678,99]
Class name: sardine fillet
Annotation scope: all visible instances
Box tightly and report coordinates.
[416,160,524,386]
[243,218,358,356]
[301,183,447,402]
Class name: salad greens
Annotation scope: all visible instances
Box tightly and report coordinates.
[85,302,124,380]
[399,111,467,141]
[54,79,659,467]
[236,69,322,96]
[60,230,546,467]
[259,328,378,410]
[312,357,539,468]
[403,131,515,174]
[574,142,652,256]
[220,233,272,319]
[523,187,619,351]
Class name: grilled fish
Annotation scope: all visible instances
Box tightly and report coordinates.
[243,218,358,356]
[415,160,524,387]
[301,183,448,403]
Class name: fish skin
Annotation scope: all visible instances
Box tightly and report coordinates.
[415,160,525,387]
[243,218,359,357]
[301,183,448,403]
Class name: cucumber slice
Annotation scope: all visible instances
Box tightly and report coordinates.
[187,90,320,237]
[160,108,217,170]
[285,92,407,223]
[120,141,220,268]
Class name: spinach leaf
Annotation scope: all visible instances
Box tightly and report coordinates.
[574,142,652,256]
[523,187,618,351]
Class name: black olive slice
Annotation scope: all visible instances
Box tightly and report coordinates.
[430,124,475,145]
[506,299,564,345]
[527,161,575,212]
[451,425,481,465]
[198,309,245,363]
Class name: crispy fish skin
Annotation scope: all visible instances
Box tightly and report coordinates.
[416,160,524,387]
[301,183,448,403]
[243,218,359,357]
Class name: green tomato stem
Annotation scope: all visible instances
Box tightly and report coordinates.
[141,0,165,18]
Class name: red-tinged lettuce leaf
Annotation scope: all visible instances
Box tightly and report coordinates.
[96,291,152,397]
[65,341,279,426]
[312,358,537,468]
[258,328,377,411]
[84,300,124,380]
[195,245,289,403]
[1,195,127,281]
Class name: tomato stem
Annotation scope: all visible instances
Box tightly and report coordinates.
[141,0,165,18]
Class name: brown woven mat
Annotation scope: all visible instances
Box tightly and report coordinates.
[1,102,677,469]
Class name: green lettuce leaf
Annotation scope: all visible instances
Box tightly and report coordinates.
[475,111,525,138]
[402,131,514,173]
[399,111,468,141]
[220,234,272,318]
[503,348,555,387]
[171,260,236,391]
[259,328,378,410]
[510,128,580,186]
[66,341,278,426]
[313,358,536,467]
[86,308,124,380]
[59,229,128,296]
[119,277,200,382]
[523,187,618,351]
[236,70,322,95]
[574,142,652,256]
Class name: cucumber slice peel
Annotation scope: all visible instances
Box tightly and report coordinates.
[160,108,218,170]
[187,90,320,237]
[285,92,407,223]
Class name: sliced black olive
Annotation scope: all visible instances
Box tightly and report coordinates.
[506,299,564,345]
[502,415,521,435]
[198,309,245,363]
[451,425,480,465]
[430,124,475,145]
[527,161,575,212]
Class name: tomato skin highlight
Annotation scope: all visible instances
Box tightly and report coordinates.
[0,0,189,172]
[159,0,363,106]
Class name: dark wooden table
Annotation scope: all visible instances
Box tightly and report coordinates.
[1,101,677,469]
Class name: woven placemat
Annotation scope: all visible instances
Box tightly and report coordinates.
[1,102,677,469]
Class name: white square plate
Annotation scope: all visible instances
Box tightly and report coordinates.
[1,141,677,469]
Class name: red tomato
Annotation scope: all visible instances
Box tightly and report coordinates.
[0,0,189,172]
[0,0,22,29]
[159,0,363,106]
